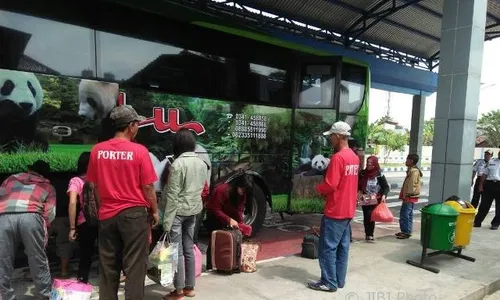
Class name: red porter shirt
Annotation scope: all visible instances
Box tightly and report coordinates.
[316,147,360,219]
[87,138,158,220]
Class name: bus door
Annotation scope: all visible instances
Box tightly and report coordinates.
[288,56,342,213]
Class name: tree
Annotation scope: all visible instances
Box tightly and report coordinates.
[477,110,500,147]
[367,122,384,145]
[423,118,434,146]
[378,130,409,163]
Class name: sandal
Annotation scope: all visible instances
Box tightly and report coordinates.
[163,291,184,300]
[397,233,411,239]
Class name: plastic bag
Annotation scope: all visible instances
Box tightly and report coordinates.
[50,279,93,300]
[147,232,179,287]
[194,244,202,278]
[371,202,394,223]
[240,241,261,273]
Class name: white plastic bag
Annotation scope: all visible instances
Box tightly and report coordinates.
[147,232,179,287]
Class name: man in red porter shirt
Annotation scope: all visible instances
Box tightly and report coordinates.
[87,105,159,300]
[308,121,360,293]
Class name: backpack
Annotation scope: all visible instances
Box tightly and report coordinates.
[80,177,100,227]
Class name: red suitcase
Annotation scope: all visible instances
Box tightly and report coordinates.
[211,228,242,274]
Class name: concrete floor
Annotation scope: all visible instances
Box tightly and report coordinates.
[10,215,500,300]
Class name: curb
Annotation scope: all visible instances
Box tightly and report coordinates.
[382,167,431,172]
[461,277,500,300]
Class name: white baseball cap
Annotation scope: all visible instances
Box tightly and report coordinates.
[323,121,352,137]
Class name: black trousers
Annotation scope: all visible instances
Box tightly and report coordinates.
[361,205,377,237]
[471,177,482,208]
[474,181,500,227]
[77,222,98,283]
[98,207,149,300]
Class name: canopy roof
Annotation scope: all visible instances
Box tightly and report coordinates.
[187,0,500,70]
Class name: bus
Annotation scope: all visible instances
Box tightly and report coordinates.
[0,5,369,242]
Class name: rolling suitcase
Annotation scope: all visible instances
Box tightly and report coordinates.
[211,228,242,274]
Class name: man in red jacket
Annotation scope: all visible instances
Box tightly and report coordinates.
[308,121,360,293]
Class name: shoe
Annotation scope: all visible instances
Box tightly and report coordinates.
[366,236,375,243]
[473,224,481,228]
[183,289,196,297]
[163,291,184,300]
[490,225,499,230]
[307,281,336,292]
[395,232,404,237]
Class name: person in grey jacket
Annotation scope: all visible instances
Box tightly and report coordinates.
[162,129,209,300]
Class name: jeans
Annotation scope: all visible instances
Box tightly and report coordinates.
[0,213,52,300]
[170,215,196,291]
[318,216,351,290]
[98,207,149,300]
[77,222,98,283]
[399,202,414,234]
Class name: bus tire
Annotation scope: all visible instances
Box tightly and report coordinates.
[245,184,267,235]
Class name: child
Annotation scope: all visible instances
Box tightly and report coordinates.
[396,154,423,239]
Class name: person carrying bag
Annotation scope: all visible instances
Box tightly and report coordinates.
[357,155,390,242]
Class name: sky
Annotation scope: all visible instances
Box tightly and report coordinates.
[369,39,500,130]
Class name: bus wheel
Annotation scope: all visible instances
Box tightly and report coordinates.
[244,184,267,235]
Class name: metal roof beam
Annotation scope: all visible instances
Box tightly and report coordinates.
[332,0,439,48]
[167,0,433,69]
[402,0,500,25]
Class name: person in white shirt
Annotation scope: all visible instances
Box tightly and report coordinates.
[471,150,492,208]
[475,151,500,230]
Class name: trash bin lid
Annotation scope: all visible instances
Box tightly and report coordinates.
[421,203,459,216]
[444,198,469,209]
[444,200,476,213]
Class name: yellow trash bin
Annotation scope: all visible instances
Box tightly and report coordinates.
[444,199,477,247]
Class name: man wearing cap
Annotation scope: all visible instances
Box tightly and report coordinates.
[308,121,359,293]
[86,105,159,300]
[471,150,492,208]
[0,160,56,300]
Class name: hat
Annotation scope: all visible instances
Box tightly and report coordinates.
[110,105,145,126]
[323,121,351,137]
[485,150,492,155]
[28,160,50,177]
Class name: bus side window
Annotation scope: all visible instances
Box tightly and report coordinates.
[339,63,367,115]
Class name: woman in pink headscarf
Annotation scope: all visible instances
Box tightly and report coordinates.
[358,156,390,242]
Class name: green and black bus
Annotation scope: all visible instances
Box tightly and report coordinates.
[0,3,369,237]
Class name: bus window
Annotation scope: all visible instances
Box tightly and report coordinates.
[298,64,335,109]
[248,63,288,106]
[339,63,367,114]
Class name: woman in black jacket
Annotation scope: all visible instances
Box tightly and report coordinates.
[358,155,390,242]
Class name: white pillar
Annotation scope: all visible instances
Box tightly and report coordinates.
[409,94,425,165]
[428,0,487,203]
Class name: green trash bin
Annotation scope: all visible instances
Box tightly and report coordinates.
[420,203,459,251]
